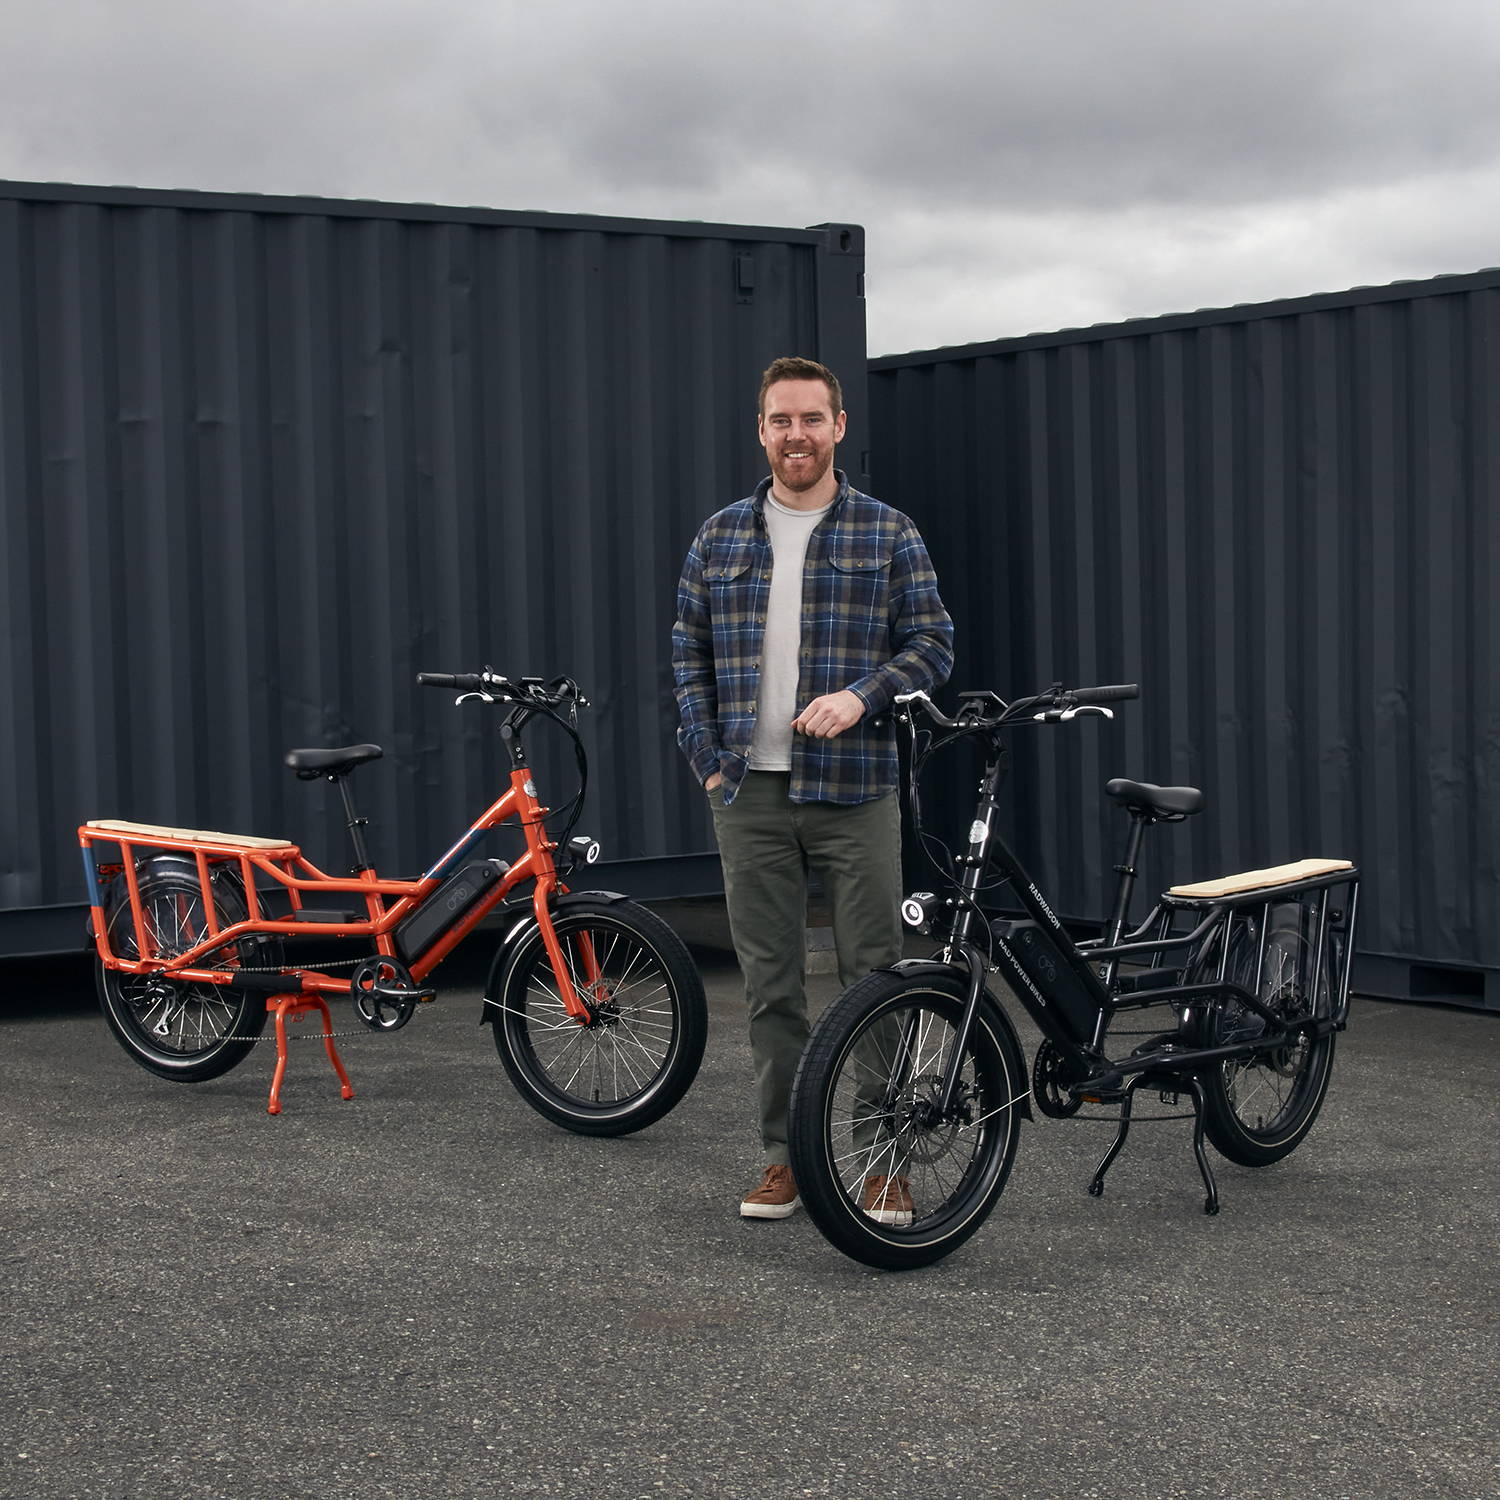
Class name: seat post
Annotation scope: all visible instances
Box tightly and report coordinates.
[1104,812,1152,951]
[329,772,374,872]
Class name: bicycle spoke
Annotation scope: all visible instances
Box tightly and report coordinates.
[809,986,1020,1247]
[504,921,684,1107]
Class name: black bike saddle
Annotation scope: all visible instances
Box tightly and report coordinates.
[284,744,384,780]
[1105,778,1205,819]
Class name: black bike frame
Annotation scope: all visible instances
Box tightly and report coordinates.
[928,732,1360,1104]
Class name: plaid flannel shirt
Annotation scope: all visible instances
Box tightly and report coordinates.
[672,471,954,805]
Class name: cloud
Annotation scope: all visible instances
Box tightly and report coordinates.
[3,0,1500,357]
[864,158,1500,354]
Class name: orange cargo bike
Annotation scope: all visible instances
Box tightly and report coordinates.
[80,671,707,1126]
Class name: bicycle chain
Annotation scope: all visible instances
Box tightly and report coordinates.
[214,1025,377,1044]
[223,953,372,974]
[174,952,401,1044]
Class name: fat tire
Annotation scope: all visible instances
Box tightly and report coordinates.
[490,898,706,1136]
[1198,911,1337,1167]
[96,862,274,1082]
[788,969,1026,1271]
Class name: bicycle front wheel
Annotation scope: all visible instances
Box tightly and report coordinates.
[96,862,276,1082]
[788,970,1026,1271]
[490,898,707,1136]
[1199,907,1337,1166]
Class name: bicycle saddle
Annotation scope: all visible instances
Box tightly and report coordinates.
[284,744,384,780]
[1105,778,1204,818]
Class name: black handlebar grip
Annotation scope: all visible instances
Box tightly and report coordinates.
[417,672,482,690]
[1071,683,1139,704]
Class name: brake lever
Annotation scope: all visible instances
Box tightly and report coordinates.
[1033,705,1115,722]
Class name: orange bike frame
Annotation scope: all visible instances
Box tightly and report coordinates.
[80,766,594,1022]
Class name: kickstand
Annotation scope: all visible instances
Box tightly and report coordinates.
[267,992,356,1115]
[1184,1075,1220,1215]
[1086,1074,1221,1215]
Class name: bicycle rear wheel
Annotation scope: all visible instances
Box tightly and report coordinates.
[96,860,278,1082]
[1198,906,1337,1166]
[490,897,707,1136]
[788,970,1026,1271]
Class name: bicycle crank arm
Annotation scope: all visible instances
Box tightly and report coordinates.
[362,977,437,1004]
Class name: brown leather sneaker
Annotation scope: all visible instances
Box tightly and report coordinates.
[862,1174,914,1226]
[740,1164,800,1219]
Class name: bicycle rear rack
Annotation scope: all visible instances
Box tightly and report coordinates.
[1080,857,1360,1215]
[80,819,369,1113]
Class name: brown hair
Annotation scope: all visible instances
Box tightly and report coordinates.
[757,356,843,418]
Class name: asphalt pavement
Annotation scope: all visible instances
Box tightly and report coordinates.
[3,904,1496,1500]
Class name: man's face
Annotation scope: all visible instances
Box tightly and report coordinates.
[758,378,847,495]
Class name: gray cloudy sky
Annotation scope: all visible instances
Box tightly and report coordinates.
[4,0,1499,355]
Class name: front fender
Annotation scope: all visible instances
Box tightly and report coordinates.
[480,889,634,1021]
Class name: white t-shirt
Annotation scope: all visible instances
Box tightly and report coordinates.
[748,494,833,770]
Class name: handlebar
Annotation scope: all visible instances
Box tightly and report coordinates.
[895,682,1138,732]
[416,669,589,709]
[1068,683,1139,706]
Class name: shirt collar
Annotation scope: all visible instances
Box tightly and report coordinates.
[751,469,850,521]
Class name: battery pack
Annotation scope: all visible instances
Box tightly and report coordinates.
[395,859,508,963]
[990,917,1102,1042]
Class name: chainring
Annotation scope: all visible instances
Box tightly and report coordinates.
[350,957,420,1032]
[1031,1039,1085,1118]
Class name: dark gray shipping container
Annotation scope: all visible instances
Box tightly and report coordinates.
[871,270,1500,1009]
[0,181,867,955]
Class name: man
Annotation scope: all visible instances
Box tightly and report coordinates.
[672,355,954,1221]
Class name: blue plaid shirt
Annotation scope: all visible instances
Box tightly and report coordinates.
[672,471,954,805]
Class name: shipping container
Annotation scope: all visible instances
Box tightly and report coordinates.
[871,270,1500,1009]
[0,180,867,955]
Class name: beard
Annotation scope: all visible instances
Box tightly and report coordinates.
[770,446,834,494]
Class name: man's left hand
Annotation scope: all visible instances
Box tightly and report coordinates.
[792,690,866,739]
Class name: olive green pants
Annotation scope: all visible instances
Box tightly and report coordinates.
[709,771,903,1164]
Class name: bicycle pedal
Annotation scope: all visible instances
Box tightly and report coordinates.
[1073,1069,1125,1101]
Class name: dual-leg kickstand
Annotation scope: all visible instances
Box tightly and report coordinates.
[1087,1076,1138,1199]
[1086,1074,1220,1215]
[1183,1075,1220,1215]
[266,992,356,1115]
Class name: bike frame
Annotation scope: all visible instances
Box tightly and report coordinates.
[911,710,1360,1107]
[80,699,596,1024]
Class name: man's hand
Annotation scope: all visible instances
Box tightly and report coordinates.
[704,773,723,791]
[792,689,865,739]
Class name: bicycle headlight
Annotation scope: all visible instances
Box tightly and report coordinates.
[567,834,602,866]
[901,891,943,932]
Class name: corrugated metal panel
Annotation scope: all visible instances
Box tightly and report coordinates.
[0,182,866,948]
[870,272,1500,978]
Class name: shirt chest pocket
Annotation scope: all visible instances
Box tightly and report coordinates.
[828,550,892,627]
[704,548,759,625]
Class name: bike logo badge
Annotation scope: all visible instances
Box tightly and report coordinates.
[1024,934,1058,984]
[523,780,536,797]
[968,820,988,845]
